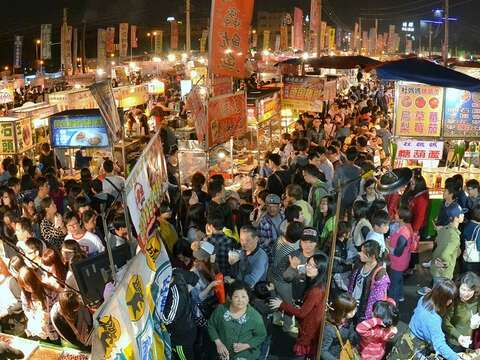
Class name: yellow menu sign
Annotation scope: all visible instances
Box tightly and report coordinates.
[394,82,443,137]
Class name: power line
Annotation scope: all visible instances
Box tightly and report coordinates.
[360,0,441,11]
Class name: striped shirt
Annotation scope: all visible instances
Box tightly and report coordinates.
[270,236,299,281]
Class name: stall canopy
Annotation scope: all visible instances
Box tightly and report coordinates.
[370,58,480,92]
[275,55,382,69]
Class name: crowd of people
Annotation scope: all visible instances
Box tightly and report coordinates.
[154,80,480,360]
[0,76,479,360]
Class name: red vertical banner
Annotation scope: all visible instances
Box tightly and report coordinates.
[294,7,304,51]
[171,20,179,50]
[280,26,288,51]
[119,23,128,57]
[106,27,115,53]
[131,25,137,48]
[310,0,320,53]
[207,92,247,148]
[209,0,254,78]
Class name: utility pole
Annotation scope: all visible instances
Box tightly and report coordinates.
[443,0,449,65]
[186,0,191,52]
[429,23,433,57]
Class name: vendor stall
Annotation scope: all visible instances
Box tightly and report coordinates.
[232,88,281,173]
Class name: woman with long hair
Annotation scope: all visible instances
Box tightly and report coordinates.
[185,203,206,243]
[388,278,460,360]
[318,195,336,250]
[40,197,67,252]
[41,248,67,292]
[270,253,328,359]
[18,267,58,341]
[400,172,429,272]
[50,291,92,349]
[321,292,358,360]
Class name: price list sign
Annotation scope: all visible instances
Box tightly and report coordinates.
[443,88,480,139]
[394,82,443,137]
[0,123,15,155]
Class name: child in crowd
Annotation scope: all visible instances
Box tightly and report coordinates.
[356,299,399,360]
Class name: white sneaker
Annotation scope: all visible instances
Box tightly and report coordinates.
[422,260,432,269]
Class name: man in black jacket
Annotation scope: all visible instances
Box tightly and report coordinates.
[161,269,199,360]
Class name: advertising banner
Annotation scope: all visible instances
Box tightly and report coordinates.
[263,30,270,50]
[119,23,129,57]
[396,139,444,161]
[0,123,15,155]
[329,27,336,50]
[125,134,168,245]
[443,88,480,139]
[310,0,320,53]
[200,29,208,53]
[282,76,329,112]
[13,35,23,69]
[131,25,138,48]
[320,22,327,51]
[15,117,34,153]
[106,27,115,53]
[170,20,179,50]
[209,0,254,78]
[394,82,443,137]
[207,92,247,148]
[185,85,207,142]
[0,83,15,104]
[91,234,172,360]
[88,80,123,142]
[40,24,52,60]
[97,29,106,68]
[353,23,359,51]
[62,26,73,72]
[155,31,163,55]
[212,75,232,97]
[280,25,288,51]
[294,7,304,50]
[50,112,110,148]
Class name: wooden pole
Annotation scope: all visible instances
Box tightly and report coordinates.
[316,185,343,359]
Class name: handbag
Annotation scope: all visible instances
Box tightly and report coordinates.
[332,324,360,360]
[464,225,480,263]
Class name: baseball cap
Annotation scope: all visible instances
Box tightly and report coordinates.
[193,241,215,261]
[265,194,281,205]
[446,203,468,219]
[301,227,318,242]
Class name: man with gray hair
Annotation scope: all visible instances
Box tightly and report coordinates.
[229,225,268,287]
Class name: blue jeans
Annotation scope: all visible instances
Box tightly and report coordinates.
[388,269,404,303]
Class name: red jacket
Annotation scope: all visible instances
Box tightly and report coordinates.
[280,286,325,347]
[356,317,397,360]
[408,190,429,233]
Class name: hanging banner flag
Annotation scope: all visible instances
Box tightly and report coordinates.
[280,25,288,51]
[443,89,480,139]
[352,23,359,51]
[106,27,115,53]
[394,82,443,137]
[207,92,247,148]
[185,86,208,142]
[125,134,168,243]
[388,25,395,53]
[155,31,163,55]
[282,76,336,112]
[72,28,78,73]
[293,7,304,51]
[275,34,281,51]
[199,29,208,53]
[119,23,129,57]
[263,30,270,50]
[212,75,233,97]
[320,22,327,51]
[131,25,138,48]
[170,20,179,50]
[97,29,107,68]
[13,35,23,69]
[91,233,172,360]
[88,80,123,143]
[252,31,258,48]
[209,0,254,78]
[329,27,336,50]
[65,26,73,72]
[310,0,320,53]
[40,24,52,60]
[362,31,368,52]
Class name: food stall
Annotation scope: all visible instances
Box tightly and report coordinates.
[380,58,480,237]
[48,89,97,112]
[232,88,282,173]
[9,102,59,150]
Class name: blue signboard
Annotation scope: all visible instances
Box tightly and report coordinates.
[50,113,110,148]
[443,88,480,138]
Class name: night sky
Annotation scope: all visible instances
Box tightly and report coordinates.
[0,0,478,69]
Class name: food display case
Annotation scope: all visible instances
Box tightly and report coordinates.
[233,88,282,173]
